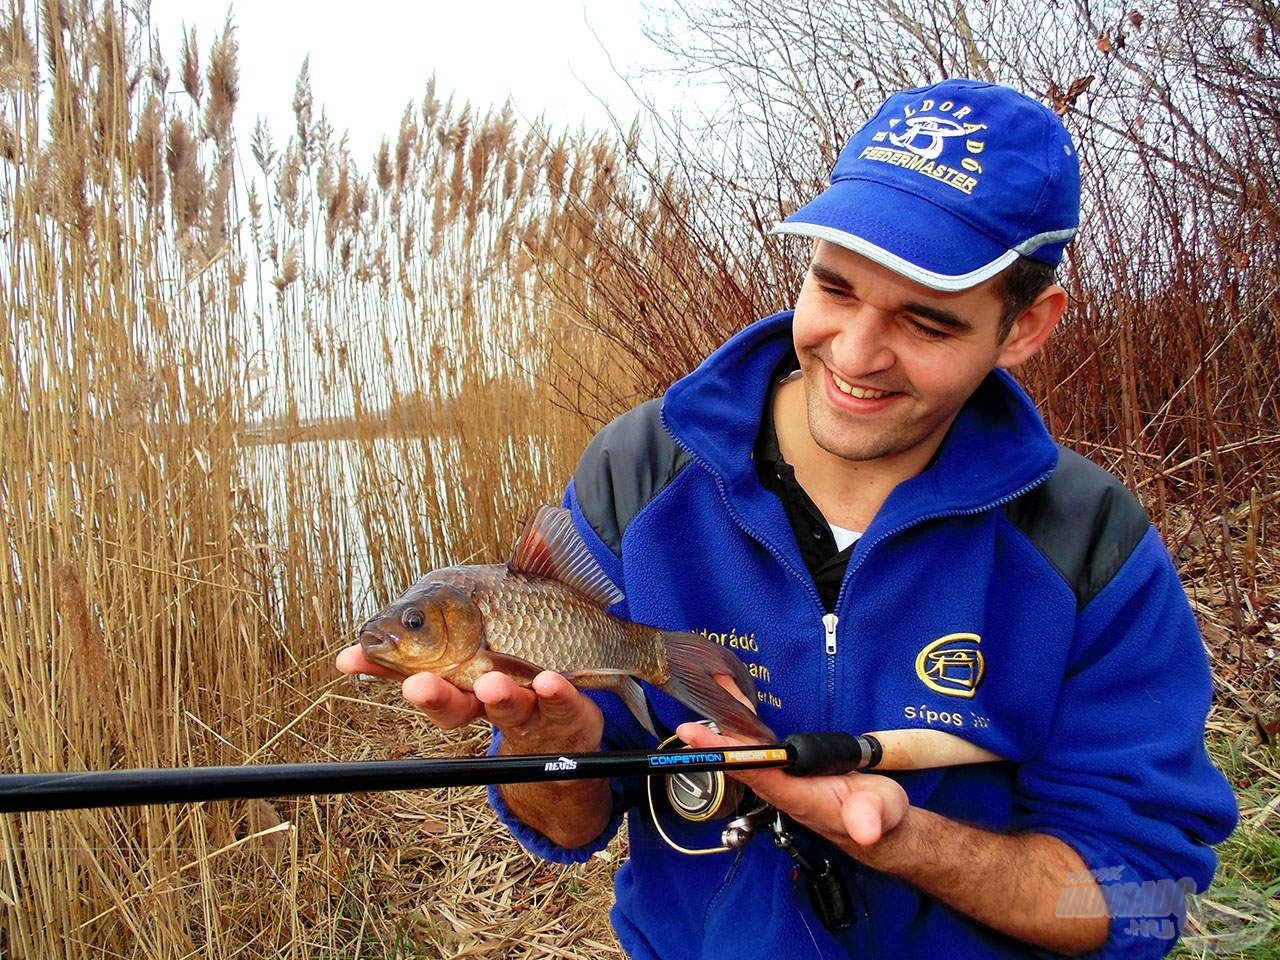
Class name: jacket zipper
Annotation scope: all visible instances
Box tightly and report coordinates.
[662,432,836,720]
[822,612,838,655]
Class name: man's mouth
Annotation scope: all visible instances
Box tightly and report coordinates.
[831,371,894,400]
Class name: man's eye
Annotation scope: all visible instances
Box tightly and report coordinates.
[908,319,948,340]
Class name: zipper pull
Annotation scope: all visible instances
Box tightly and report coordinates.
[822,613,838,656]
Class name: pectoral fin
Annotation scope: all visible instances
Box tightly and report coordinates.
[484,651,547,684]
[451,650,546,687]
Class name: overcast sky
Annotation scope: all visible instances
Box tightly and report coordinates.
[146,0,675,159]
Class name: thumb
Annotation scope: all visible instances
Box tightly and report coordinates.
[841,778,909,847]
[842,791,888,846]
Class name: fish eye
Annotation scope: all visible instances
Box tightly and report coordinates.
[401,608,425,630]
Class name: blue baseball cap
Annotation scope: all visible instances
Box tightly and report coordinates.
[773,79,1080,291]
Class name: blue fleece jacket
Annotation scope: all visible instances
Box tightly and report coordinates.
[490,312,1237,959]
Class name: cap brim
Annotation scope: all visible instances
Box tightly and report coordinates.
[771,179,1018,292]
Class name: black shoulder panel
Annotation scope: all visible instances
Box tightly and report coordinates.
[1003,446,1152,610]
[573,399,693,557]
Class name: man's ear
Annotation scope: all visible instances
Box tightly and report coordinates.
[996,284,1067,369]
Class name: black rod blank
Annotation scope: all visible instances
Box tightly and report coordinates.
[0,733,882,813]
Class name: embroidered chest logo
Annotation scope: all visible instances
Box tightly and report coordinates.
[915,633,985,698]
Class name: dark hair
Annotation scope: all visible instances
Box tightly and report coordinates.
[995,256,1057,339]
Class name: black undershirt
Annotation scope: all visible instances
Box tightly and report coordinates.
[753,356,853,613]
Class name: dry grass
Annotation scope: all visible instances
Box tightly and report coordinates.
[240,688,626,960]
[0,2,1274,958]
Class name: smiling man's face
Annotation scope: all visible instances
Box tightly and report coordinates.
[790,241,1037,474]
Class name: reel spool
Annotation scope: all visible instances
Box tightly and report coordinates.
[645,724,773,855]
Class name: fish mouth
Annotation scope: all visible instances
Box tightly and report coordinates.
[358,627,398,658]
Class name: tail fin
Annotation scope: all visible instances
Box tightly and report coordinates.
[658,631,775,741]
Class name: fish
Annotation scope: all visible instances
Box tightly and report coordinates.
[357,505,774,740]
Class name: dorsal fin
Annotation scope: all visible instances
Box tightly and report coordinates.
[508,505,624,608]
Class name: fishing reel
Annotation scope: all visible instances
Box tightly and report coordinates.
[645,722,859,930]
[645,722,775,855]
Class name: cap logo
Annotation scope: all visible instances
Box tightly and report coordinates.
[772,80,1081,286]
[864,98,987,196]
[888,116,970,160]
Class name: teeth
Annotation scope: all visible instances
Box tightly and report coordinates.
[832,372,892,400]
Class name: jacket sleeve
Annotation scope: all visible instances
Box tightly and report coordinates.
[485,763,629,865]
[1013,527,1238,958]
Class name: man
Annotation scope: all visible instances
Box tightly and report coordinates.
[338,79,1237,958]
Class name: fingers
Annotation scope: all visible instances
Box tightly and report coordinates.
[675,727,773,793]
[335,644,486,728]
[531,670,598,721]
[488,671,604,754]
[472,671,542,728]
[401,671,485,729]
[334,643,406,680]
[400,669,602,753]
[677,719,742,749]
[401,671,570,732]
[337,646,604,752]
[677,719,911,850]
[677,721,819,824]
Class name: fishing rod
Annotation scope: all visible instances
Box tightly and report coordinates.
[0,729,998,813]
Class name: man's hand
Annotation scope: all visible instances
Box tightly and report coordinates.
[677,720,1107,955]
[335,644,603,748]
[677,720,909,851]
[335,644,612,847]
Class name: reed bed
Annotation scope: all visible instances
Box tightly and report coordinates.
[0,1,630,955]
[0,1,1274,958]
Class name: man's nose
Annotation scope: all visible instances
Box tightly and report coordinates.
[830,309,895,374]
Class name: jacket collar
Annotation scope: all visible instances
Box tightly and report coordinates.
[661,311,1059,530]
